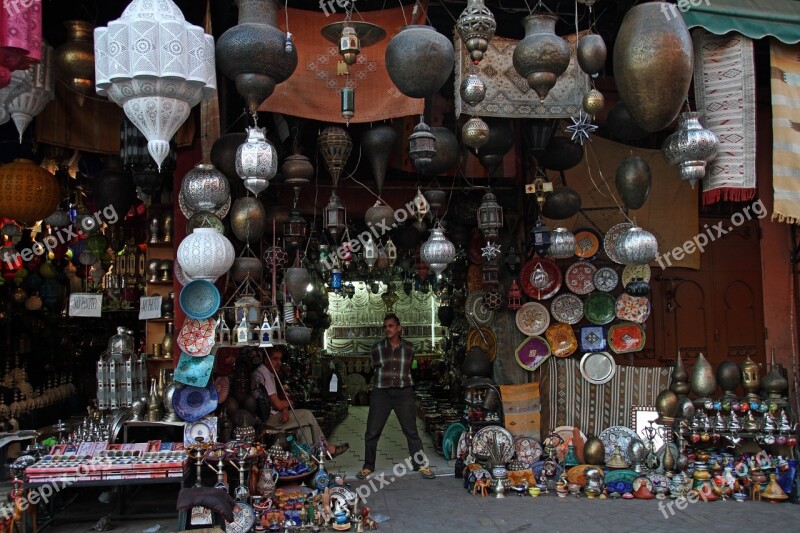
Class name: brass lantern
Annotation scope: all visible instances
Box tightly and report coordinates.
[283,207,307,249]
[477,191,503,241]
[457,0,497,65]
[318,126,352,189]
[55,20,95,107]
[339,25,361,66]
[408,118,437,174]
[324,190,346,243]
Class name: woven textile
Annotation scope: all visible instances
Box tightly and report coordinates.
[454,32,589,119]
[770,40,800,224]
[692,29,757,205]
[540,357,671,437]
[500,382,541,441]
[259,5,423,123]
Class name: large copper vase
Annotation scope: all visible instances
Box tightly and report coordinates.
[613,2,693,132]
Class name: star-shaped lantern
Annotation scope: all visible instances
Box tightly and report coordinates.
[481,241,501,261]
[565,110,598,145]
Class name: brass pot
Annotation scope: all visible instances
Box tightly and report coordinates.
[615,156,652,210]
[613,2,693,132]
[583,436,605,466]
[230,197,266,243]
[385,25,454,99]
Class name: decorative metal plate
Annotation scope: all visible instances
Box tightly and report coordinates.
[573,228,602,261]
[472,425,515,463]
[593,266,619,292]
[515,302,551,336]
[466,327,497,362]
[604,222,634,264]
[579,351,617,385]
[550,293,584,325]
[519,257,562,300]
[598,425,639,464]
[622,264,651,287]
[565,262,597,295]
[466,291,495,326]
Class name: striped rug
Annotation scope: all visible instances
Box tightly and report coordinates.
[540,357,672,437]
[771,40,800,224]
[692,29,757,205]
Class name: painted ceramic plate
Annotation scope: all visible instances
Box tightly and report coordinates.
[573,228,602,261]
[553,426,587,463]
[172,382,219,423]
[550,293,584,325]
[519,257,562,300]
[515,336,551,371]
[632,475,653,493]
[179,279,221,320]
[180,190,231,221]
[466,291,495,326]
[565,262,597,295]
[466,327,497,362]
[545,323,578,358]
[214,376,230,404]
[579,326,606,352]
[584,292,616,325]
[599,426,640,464]
[472,426,515,463]
[647,473,671,490]
[515,302,551,336]
[174,352,215,387]
[593,267,619,292]
[622,264,651,287]
[608,322,646,354]
[184,416,217,446]
[615,293,651,323]
[514,436,544,466]
[225,502,256,533]
[604,222,634,264]
[177,317,216,356]
[579,351,617,385]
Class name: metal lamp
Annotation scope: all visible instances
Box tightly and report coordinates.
[408,118,437,173]
[283,207,307,249]
[477,191,503,241]
[324,190,346,242]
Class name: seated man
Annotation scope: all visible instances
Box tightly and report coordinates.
[251,348,349,459]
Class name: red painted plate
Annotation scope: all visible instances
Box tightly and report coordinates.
[519,257,562,300]
[608,322,646,354]
[565,262,597,295]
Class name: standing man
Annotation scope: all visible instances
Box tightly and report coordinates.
[357,313,434,479]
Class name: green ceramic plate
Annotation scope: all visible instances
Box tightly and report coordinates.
[584,292,616,325]
[603,469,639,484]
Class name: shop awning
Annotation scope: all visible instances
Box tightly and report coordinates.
[682,0,800,44]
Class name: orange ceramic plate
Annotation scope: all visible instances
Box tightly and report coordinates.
[608,322,646,354]
[545,323,578,358]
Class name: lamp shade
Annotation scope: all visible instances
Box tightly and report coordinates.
[0,159,60,225]
[7,41,54,141]
[0,0,41,89]
[95,0,217,170]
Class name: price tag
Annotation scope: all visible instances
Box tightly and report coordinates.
[68,293,103,317]
[138,295,163,320]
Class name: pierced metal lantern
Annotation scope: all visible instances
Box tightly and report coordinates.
[364,237,378,270]
[462,117,490,151]
[408,118,437,173]
[614,226,658,265]
[318,126,352,188]
[283,207,307,249]
[460,74,486,106]
[339,25,361,66]
[548,227,575,259]
[324,190,346,242]
[420,223,456,277]
[662,112,720,189]
[583,89,605,117]
[512,14,570,101]
[457,0,497,65]
[413,188,429,223]
[530,218,551,257]
[477,191,503,241]
[180,163,230,213]
[236,126,278,196]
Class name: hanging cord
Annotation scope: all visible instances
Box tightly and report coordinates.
[584,141,635,225]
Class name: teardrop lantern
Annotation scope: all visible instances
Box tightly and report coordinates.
[55,20,94,107]
[385,25,454,99]
[512,14,570,102]
[614,226,658,266]
[662,112,720,189]
[577,32,606,76]
[361,125,397,196]
[7,41,54,142]
[689,353,717,406]
[318,126,352,188]
[420,223,456,277]
[613,2,693,132]
[236,126,278,196]
[215,0,298,115]
[456,0,496,65]
[284,266,310,307]
[615,156,652,210]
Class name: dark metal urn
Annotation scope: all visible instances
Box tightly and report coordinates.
[385,25,454,99]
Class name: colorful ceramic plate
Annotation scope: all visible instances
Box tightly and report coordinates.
[647,473,671,490]
[615,293,651,323]
[472,426,515,463]
[604,469,639,485]
[579,326,606,352]
[515,336,551,371]
[174,352,215,387]
[225,502,256,533]
[514,436,543,466]
[545,323,578,358]
[579,351,616,385]
[550,293,584,325]
[622,264,651,287]
[604,222,634,264]
[184,416,217,446]
[179,279,221,320]
[172,382,219,422]
[443,423,468,461]
[584,292,616,325]
[177,317,216,356]
[553,426,587,463]
[573,228,602,261]
[515,302,551,336]
[466,291,495,326]
[466,327,497,362]
[593,267,619,292]
[214,376,230,404]
[519,257,562,300]
[632,475,653,493]
[565,262,597,295]
[599,426,640,464]
[608,322,646,354]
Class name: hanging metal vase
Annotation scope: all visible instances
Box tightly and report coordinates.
[662,112,720,189]
[615,156,652,210]
[456,0,496,65]
[577,32,606,76]
[284,266,310,305]
[542,186,581,220]
[361,125,398,196]
[385,25,454,99]
[512,14,570,102]
[613,2,693,132]
[426,127,459,176]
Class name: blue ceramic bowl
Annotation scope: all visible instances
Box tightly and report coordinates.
[179,280,221,320]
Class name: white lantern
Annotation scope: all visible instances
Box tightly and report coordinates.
[236,126,278,196]
[177,228,235,280]
[0,70,32,125]
[94,0,217,170]
[364,237,378,270]
[7,42,54,141]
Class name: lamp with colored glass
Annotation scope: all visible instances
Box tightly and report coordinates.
[283,207,307,249]
[530,218,551,257]
[477,191,503,241]
[324,190,346,243]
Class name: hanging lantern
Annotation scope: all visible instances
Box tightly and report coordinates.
[512,14,570,102]
[365,201,394,237]
[0,0,41,90]
[0,159,60,226]
[547,227,575,259]
[119,117,176,196]
[423,190,447,221]
[95,0,217,170]
[55,20,94,106]
[530,218,551,257]
[324,190,347,243]
[420,223,456,277]
[462,117,490,151]
[577,32,607,77]
[318,126,352,188]
[408,118,437,173]
[483,290,503,311]
[330,266,342,290]
[177,228,235,281]
[614,226,658,265]
[0,70,32,126]
[282,152,313,189]
[477,191,503,241]
[235,126,278,196]
[460,74,486,106]
[507,280,522,310]
[361,124,397,196]
[264,245,288,273]
[283,207,308,249]
[343,282,356,299]
[385,239,398,266]
[457,0,497,65]
[662,112,720,189]
[339,25,361,66]
[413,189,429,224]
[215,0,297,115]
[7,42,54,141]
[582,89,605,118]
[363,237,378,270]
[235,293,262,324]
[385,25,453,99]
[285,266,310,305]
[504,245,521,274]
[181,163,230,213]
[93,157,135,222]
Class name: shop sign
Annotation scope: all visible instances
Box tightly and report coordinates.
[68,293,103,317]
[139,295,162,320]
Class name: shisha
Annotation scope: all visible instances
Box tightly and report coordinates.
[204,442,229,491]
[641,423,660,471]
[227,441,257,502]
[187,437,212,526]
